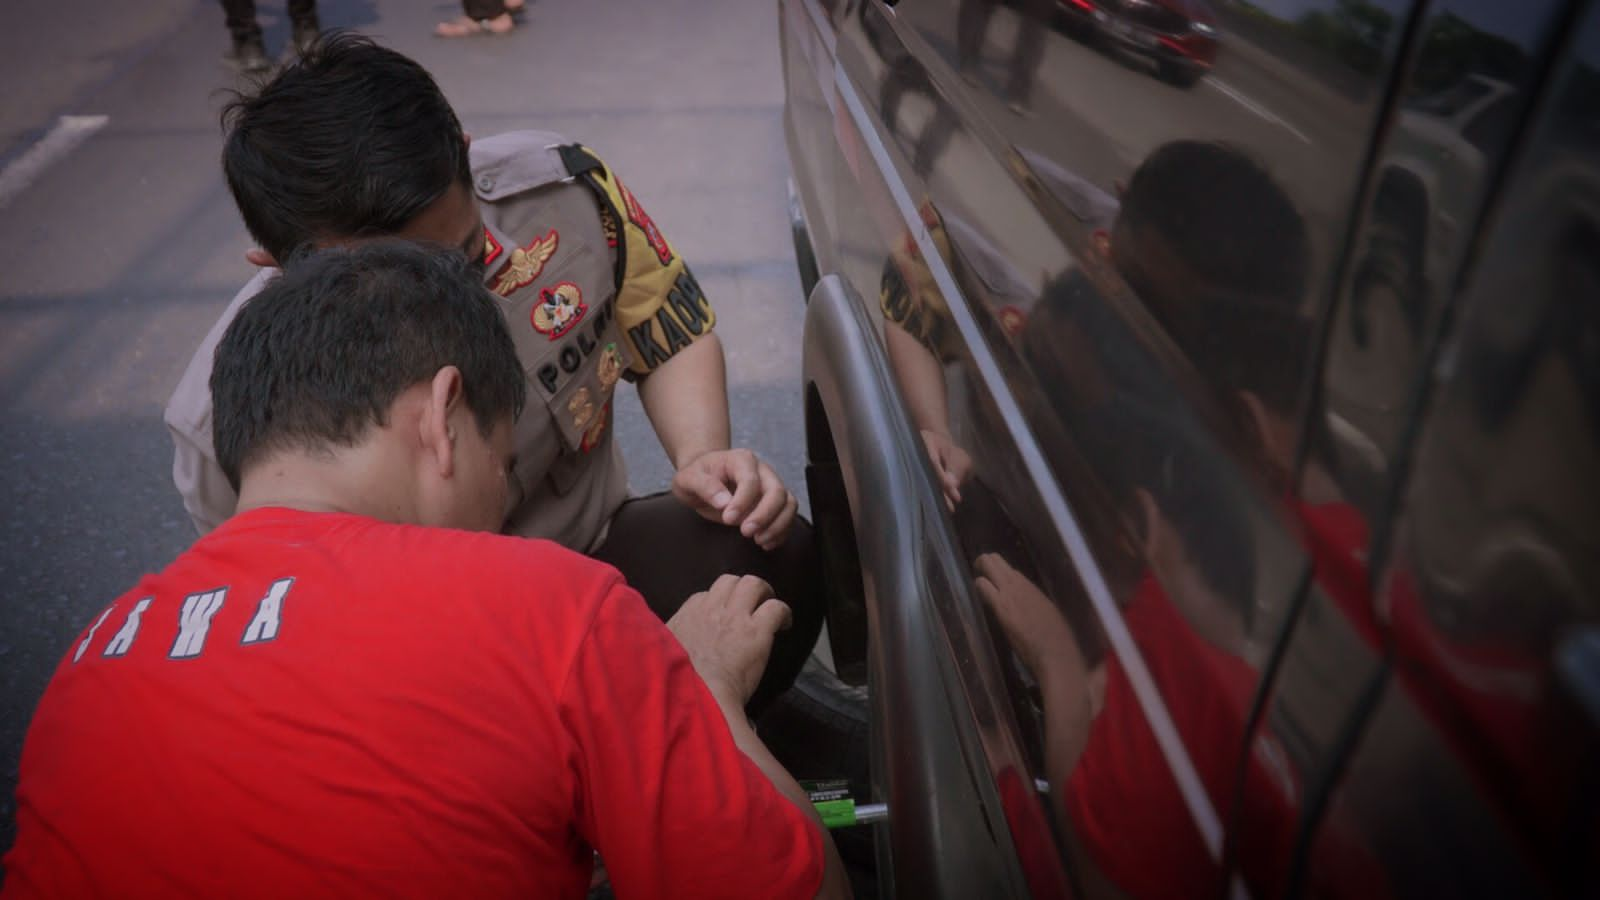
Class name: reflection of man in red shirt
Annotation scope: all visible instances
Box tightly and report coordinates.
[3,244,846,899]
[980,497,1386,900]
[990,140,1392,898]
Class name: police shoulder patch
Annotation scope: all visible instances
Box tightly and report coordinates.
[483,227,504,267]
[616,177,672,265]
[531,282,588,341]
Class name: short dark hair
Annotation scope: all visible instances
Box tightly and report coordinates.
[211,242,526,491]
[1115,140,1312,416]
[220,32,472,263]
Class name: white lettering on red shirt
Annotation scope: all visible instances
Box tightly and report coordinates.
[170,589,227,659]
[241,578,292,645]
[102,597,153,658]
[73,605,116,663]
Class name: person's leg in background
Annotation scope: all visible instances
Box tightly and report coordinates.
[436,0,517,37]
[591,493,826,717]
[1004,0,1051,115]
[287,0,321,57]
[220,0,270,72]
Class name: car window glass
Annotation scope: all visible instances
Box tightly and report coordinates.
[1274,4,1598,895]
[1306,7,1600,891]
[1307,0,1567,538]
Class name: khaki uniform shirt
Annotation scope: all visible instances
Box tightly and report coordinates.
[164,130,717,551]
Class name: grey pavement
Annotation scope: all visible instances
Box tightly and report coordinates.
[0,0,808,858]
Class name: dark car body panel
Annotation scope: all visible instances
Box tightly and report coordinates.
[781,0,1600,896]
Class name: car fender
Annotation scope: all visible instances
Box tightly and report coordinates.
[801,273,1027,899]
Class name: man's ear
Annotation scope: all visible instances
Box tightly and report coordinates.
[245,248,278,268]
[420,366,467,479]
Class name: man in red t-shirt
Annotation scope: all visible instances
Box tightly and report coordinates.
[2,242,847,899]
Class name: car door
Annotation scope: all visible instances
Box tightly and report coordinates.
[796,0,1451,897]
[1284,2,1600,895]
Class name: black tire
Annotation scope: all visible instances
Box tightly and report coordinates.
[1159,60,1204,88]
[590,661,878,899]
[757,657,875,869]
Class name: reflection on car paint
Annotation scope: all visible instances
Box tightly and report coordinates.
[782,0,1600,896]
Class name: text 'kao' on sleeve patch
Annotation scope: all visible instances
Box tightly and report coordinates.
[625,268,714,370]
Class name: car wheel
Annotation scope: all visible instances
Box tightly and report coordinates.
[1159,61,1204,88]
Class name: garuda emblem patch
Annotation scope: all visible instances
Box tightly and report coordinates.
[491,229,559,297]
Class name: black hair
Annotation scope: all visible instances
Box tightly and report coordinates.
[1023,142,1312,619]
[211,241,526,491]
[1114,140,1313,417]
[219,32,472,263]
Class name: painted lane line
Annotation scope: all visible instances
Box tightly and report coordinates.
[1209,78,1312,144]
[0,115,109,210]
[832,58,1233,866]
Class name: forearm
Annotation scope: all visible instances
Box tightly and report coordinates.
[710,689,851,899]
[636,333,731,468]
[1037,663,1096,821]
[885,323,952,437]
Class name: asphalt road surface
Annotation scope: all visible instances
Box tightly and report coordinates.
[0,0,810,858]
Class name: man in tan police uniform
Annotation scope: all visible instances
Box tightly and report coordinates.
[164,34,822,712]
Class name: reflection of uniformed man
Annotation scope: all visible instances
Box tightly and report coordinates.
[878,200,1036,508]
[163,35,821,712]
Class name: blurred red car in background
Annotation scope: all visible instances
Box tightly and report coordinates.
[1058,0,1219,86]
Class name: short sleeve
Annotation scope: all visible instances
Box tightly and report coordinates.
[166,413,235,536]
[559,581,823,900]
[578,152,717,377]
[878,221,962,362]
[163,269,274,535]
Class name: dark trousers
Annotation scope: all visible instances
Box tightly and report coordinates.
[591,493,826,717]
[462,0,510,20]
[221,0,318,44]
[957,0,1049,105]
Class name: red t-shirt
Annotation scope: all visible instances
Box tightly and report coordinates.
[3,508,822,899]
[1065,502,1389,900]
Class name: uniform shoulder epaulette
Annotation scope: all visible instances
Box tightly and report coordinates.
[467,130,578,201]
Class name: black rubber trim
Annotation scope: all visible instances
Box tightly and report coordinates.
[578,170,628,294]
[1283,660,1391,900]
[557,143,604,178]
[1215,564,1315,899]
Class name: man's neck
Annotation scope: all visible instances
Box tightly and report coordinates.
[235,448,415,525]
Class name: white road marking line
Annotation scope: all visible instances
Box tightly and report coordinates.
[1209,78,1312,144]
[0,115,109,209]
[833,57,1235,868]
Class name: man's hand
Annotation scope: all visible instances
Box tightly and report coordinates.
[667,574,793,707]
[920,429,973,511]
[974,553,1104,718]
[671,449,799,551]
